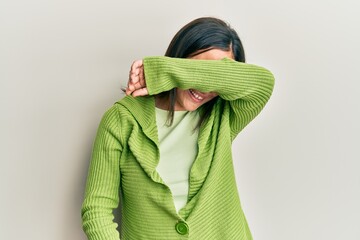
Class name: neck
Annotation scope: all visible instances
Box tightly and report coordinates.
[155,95,170,110]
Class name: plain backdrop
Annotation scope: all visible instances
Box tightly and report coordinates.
[1,0,359,239]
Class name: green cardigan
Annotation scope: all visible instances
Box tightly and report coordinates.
[81,57,275,240]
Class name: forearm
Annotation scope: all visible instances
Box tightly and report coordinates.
[143,56,274,102]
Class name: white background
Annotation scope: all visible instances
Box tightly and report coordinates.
[1,0,359,239]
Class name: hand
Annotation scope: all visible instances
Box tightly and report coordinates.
[126,59,148,97]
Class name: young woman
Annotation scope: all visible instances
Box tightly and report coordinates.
[81,17,275,240]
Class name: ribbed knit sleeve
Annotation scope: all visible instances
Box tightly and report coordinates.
[143,56,275,139]
[81,106,123,240]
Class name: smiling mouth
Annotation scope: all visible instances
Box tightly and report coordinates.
[189,89,204,101]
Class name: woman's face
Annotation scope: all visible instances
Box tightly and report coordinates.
[174,48,234,111]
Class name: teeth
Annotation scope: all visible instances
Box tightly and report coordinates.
[189,89,203,100]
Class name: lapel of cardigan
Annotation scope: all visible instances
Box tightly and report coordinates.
[117,96,165,184]
[187,99,221,201]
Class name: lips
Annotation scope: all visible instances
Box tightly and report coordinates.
[189,89,204,102]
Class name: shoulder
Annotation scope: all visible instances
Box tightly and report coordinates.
[114,95,153,118]
[105,95,156,130]
[98,96,138,127]
[97,96,136,128]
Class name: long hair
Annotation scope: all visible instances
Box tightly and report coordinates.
[158,17,246,127]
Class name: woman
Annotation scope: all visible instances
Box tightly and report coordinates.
[81,17,275,240]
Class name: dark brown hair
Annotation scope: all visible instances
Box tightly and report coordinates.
[158,17,246,127]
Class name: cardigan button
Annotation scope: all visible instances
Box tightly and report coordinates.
[175,221,189,235]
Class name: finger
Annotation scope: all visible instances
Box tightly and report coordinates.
[127,79,136,91]
[132,81,144,90]
[127,59,144,95]
[125,87,135,95]
[131,59,143,74]
[131,59,143,73]
[125,84,135,95]
[131,60,143,81]
[130,73,145,89]
[139,67,146,87]
[128,60,140,81]
[130,73,140,84]
[128,72,140,92]
[132,87,149,97]
[128,75,143,91]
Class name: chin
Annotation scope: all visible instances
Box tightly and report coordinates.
[186,107,199,112]
[184,103,203,112]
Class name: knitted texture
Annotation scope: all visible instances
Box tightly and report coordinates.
[81,57,275,240]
